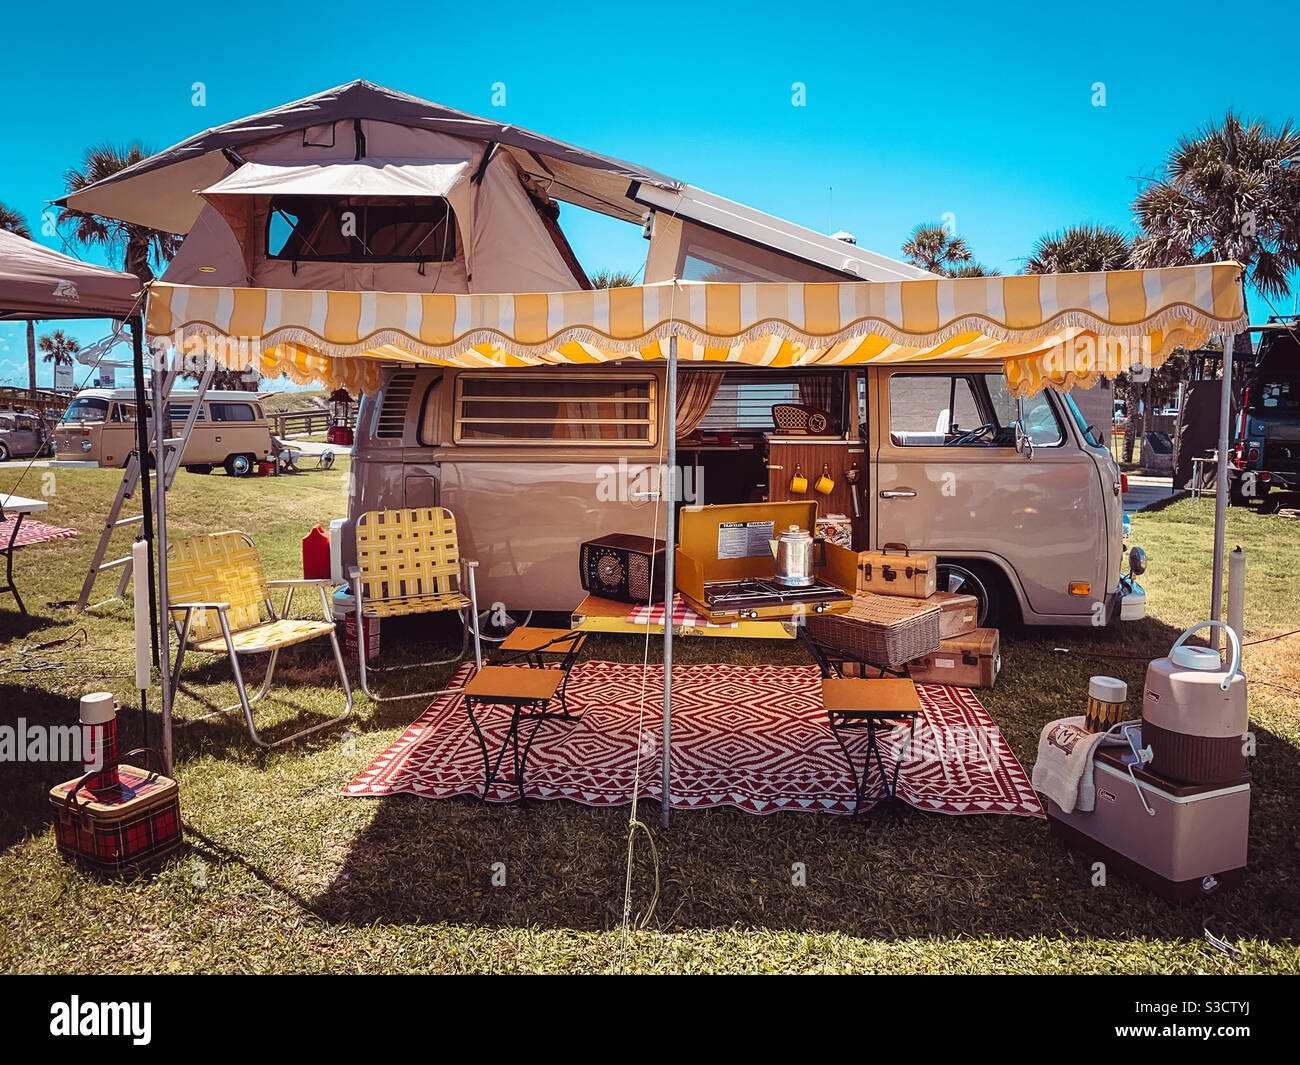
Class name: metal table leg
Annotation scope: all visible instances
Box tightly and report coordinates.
[2,511,27,614]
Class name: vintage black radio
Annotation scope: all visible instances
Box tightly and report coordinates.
[579,534,667,604]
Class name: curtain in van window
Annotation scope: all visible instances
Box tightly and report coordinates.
[675,372,722,439]
[798,376,834,418]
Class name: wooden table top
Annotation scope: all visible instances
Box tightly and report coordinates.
[464,665,563,701]
[821,677,921,714]
[499,626,586,653]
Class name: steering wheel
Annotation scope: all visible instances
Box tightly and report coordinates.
[947,422,996,446]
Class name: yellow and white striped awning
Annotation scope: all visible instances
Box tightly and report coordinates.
[145,263,1246,396]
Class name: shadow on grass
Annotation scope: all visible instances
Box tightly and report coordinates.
[303,717,1299,943]
[301,619,1300,945]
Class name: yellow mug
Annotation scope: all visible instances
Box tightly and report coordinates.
[789,464,808,494]
[814,464,835,495]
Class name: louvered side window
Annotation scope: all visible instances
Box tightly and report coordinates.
[375,372,417,439]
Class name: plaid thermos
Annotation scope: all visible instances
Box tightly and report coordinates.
[80,692,120,792]
[1084,676,1128,733]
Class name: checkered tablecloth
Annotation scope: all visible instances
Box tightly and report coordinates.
[625,595,737,629]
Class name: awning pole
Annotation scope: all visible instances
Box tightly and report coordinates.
[152,350,175,774]
[661,334,677,830]
[129,318,159,674]
[1210,332,1236,648]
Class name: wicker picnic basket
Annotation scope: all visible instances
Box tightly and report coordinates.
[804,592,942,668]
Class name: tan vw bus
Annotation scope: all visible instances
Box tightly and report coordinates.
[340,361,1144,629]
[54,388,274,475]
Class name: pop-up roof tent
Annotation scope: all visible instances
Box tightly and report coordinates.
[57,80,932,297]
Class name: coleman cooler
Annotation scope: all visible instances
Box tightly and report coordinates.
[1046,729,1250,901]
[930,590,979,639]
[1142,620,1248,785]
[49,748,182,874]
[907,627,1000,688]
[854,543,937,598]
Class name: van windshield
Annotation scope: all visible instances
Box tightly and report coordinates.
[61,398,109,423]
[1063,394,1104,448]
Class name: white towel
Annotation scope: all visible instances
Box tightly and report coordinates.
[1031,716,1127,814]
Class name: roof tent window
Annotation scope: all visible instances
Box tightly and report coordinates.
[454,373,657,446]
[265,196,458,263]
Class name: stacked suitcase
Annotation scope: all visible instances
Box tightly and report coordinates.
[806,542,1000,687]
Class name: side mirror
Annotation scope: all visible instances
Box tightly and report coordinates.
[1015,423,1035,461]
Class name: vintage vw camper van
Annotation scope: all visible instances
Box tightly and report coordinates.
[342,360,1142,628]
[54,388,274,475]
[53,81,1144,625]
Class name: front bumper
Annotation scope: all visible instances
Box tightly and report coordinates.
[1117,574,1146,621]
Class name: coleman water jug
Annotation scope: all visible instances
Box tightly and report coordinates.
[1141,620,1248,785]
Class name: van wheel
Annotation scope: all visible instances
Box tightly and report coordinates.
[224,454,254,477]
[186,465,213,475]
[0,443,10,462]
[936,560,1013,629]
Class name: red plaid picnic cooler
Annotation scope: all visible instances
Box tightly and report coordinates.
[49,748,182,873]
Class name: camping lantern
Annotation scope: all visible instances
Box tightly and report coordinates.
[326,388,354,446]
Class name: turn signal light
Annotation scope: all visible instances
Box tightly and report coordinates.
[1120,473,1129,493]
[1069,582,1091,596]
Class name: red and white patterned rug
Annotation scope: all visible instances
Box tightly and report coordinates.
[345,661,1043,818]
[0,516,78,547]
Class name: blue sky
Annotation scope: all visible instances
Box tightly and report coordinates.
[1,0,1297,388]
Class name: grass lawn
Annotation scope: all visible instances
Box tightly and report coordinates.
[1,462,1297,974]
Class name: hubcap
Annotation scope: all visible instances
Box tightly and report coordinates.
[935,564,991,626]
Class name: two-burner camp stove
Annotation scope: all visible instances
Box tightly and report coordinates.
[700,577,852,620]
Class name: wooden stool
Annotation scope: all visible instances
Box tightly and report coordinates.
[463,665,569,802]
[821,677,922,811]
[495,626,587,718]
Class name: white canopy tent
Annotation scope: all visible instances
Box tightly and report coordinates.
[145,264,1248,819]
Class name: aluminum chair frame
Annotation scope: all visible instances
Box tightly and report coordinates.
[349,507,483,703]
[169,532,352,748]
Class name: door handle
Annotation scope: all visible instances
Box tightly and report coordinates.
[879,489,917,499]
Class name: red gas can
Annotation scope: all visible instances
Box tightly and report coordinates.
[302,524,331,580]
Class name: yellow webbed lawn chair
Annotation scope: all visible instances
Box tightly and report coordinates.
[349,507,482,702]
[168,531,352,748]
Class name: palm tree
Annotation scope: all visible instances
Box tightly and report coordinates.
[0,201,39,398]
[948,262,1002,278]
[1026,224,1133,274]
[1132,111,1300,364]
[38,329,81,376]
[901,223,1000,278]
[58,143,179,282]
[1024,224,1142,459]
[590,269,639,288]
[902,223,973,274]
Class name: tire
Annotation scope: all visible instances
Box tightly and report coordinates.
[224,454,255,477]
[0,443,10,462]
[185,465,213,475]
[935,559,1017,629]
[1228,478,1248,507]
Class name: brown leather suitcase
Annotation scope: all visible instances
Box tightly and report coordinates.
[930,590,980,639]
[855,543,937,598]
[907,627,1000,688]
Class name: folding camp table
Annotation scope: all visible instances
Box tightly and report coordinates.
[464,665,574,802]
[0,494,49,613]
[493,626,587,717]
[821,677,921,812]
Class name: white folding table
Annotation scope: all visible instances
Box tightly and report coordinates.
[0,493,49,613]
